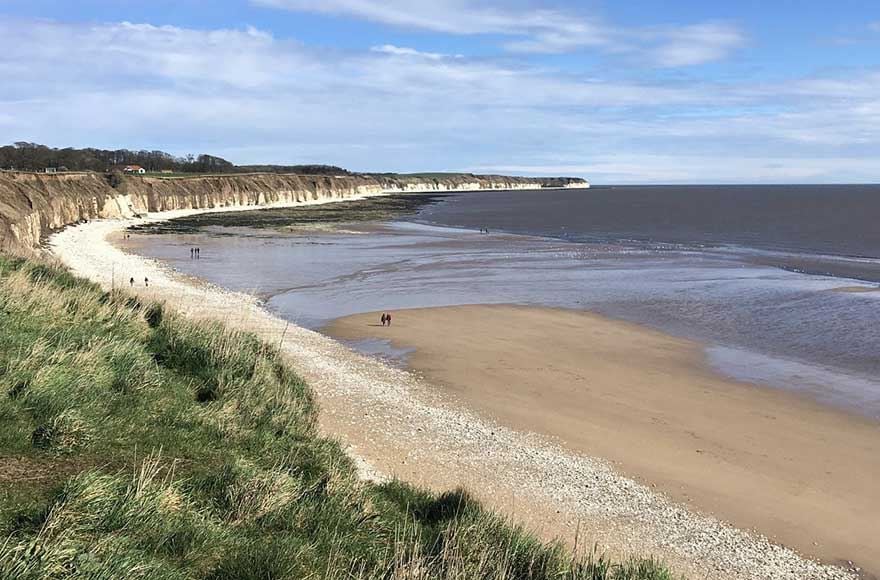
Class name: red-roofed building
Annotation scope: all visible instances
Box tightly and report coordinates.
[123,165,146,174]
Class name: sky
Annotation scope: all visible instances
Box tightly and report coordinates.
[1,1,879,183]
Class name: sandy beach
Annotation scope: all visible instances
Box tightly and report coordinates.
[48,207,865,580]
[327,305,880,575]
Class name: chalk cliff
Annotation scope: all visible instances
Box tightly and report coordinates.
[0,171,587,254]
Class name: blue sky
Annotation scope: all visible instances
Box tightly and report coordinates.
[1,1,879,183]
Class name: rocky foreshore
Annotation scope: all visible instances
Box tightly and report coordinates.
[0,171,587,255]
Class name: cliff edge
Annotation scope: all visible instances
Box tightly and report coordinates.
[0,171,588,255]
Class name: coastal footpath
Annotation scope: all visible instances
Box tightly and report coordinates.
[0,171,586,255]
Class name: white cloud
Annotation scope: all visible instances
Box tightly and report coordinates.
[256,0,550,36]
[785,71,880,99]
[255,0,744,65]
[0,19,879,182]
[0,19,720,111]
[869,21,880,32]
[501,15,614,54]
[649,23,745,67]
[475,154,880,184]
[0,20,318,92]
[370,44,460,60]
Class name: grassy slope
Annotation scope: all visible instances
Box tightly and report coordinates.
[0,258,675,580]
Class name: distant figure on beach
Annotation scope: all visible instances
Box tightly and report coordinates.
[380,313,387,326]
[190,248,194,259]
[196,247,200,259]
[129,277,134,287]
[386,312,392,326]
[144,277,149,287]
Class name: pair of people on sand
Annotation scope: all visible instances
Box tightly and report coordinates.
[129,277,149,287]
[380,312,393,327]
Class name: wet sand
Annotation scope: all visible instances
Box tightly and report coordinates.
[49,211,864,580]
[831,286,880,293]
[325,304,880,575]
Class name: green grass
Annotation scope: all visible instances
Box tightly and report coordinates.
[0,257,677,579]
[142,172,198,178]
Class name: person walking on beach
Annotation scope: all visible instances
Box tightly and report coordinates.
[380,313,387,326]
[386,312,392,326]
[144,277,149,287]
[190,248,194,259]
[129,277,134,287]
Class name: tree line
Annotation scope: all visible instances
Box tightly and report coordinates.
[0,142,351,176]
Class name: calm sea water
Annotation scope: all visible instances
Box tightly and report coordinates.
[416,185,880,282]
[124,186,880,418]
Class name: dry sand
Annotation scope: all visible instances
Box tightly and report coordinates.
[48,206,865,580]
[327,305,880,576]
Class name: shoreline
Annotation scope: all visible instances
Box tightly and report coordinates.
[48,204,860,580]
[831,285,880,293]
[326,305,880,576]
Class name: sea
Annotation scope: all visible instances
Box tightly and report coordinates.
[123,185,880,419]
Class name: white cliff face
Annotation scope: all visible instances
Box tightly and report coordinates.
[384,182,530,193]
[0,171,589,254]
[381,180,589,193]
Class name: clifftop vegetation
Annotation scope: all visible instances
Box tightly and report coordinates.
[0,143,351,176]
[0,144,586,187]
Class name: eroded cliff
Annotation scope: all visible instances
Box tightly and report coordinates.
[0,171,587,254]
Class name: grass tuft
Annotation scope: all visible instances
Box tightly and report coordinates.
[0,257,679,579]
